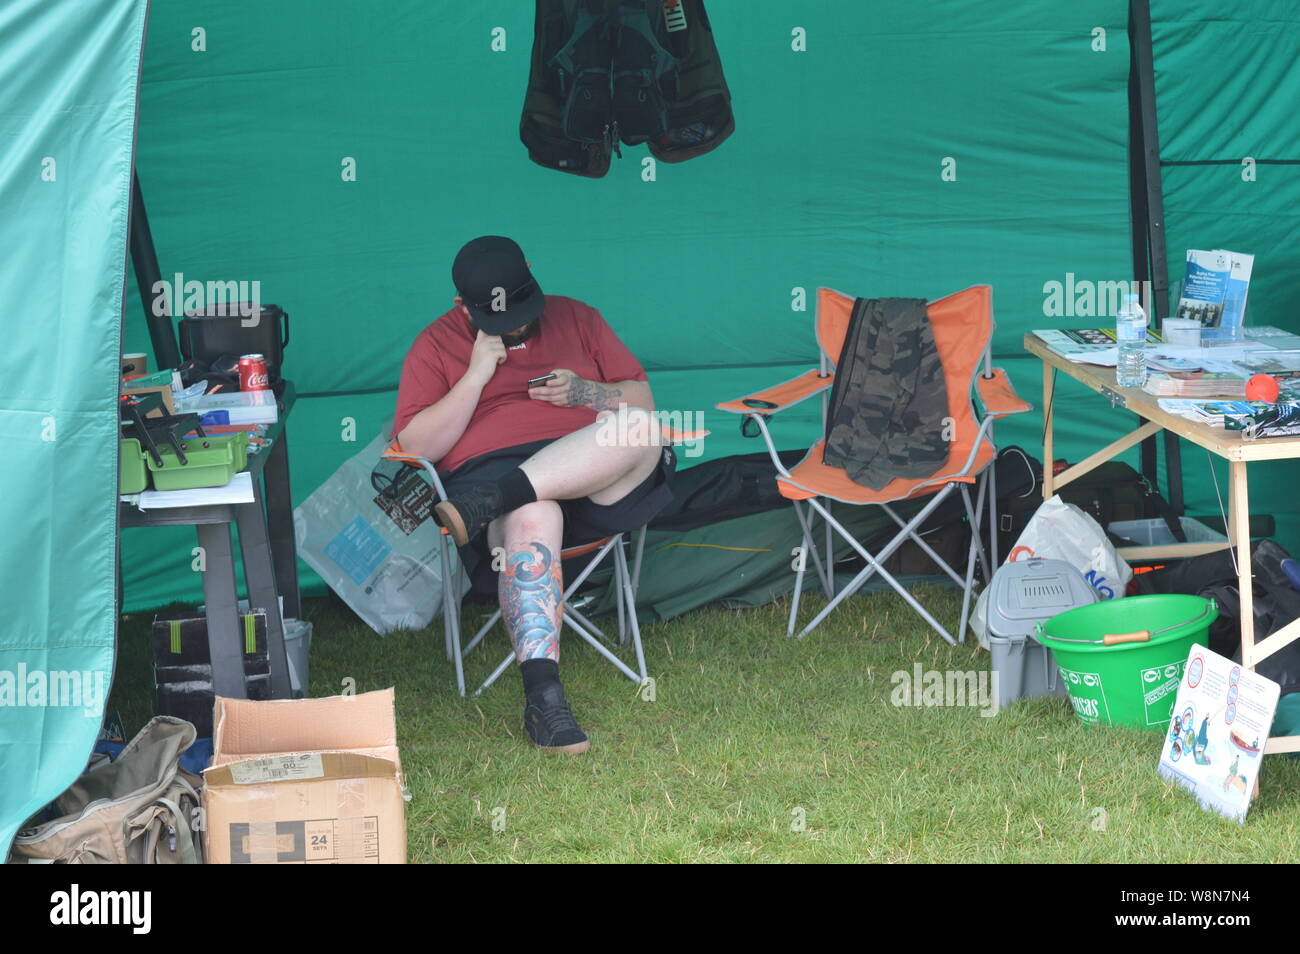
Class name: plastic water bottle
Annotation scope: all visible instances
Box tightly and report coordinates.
[1115,293,1148,387]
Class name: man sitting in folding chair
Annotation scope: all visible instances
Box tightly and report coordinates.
[392,235,675,753]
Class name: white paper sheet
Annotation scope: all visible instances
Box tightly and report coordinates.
[128,472,255,511]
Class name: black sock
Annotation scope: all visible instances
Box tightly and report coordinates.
[519,658,561,697]
[497,467,538,512]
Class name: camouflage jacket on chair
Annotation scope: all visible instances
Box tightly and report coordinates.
[823,297,950,491]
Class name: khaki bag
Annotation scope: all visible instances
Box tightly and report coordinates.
[10,716,203,864]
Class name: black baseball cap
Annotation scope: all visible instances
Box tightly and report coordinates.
[451,236,544,334]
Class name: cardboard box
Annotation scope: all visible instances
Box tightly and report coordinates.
[202,688,407,864]
[120,379,176,418]
[151,610,271,736]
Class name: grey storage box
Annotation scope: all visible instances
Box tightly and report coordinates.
[985,557,1097,709]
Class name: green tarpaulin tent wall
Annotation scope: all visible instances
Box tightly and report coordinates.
[120,0,1138,610]
[5,0,1298,853]
[1146,0,1300,537]
[1,0,150,854]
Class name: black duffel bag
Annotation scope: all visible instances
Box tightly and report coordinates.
[1204,580,1300,691]
[1138,540,1300,689]
[993,453,1181,564]
[650,449,809,532]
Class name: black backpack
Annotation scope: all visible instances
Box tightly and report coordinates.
[1137,540,1300,690]
[521,0,734,177]
[993,451,1182,564]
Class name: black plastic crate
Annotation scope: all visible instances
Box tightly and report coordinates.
[151,609,272,736]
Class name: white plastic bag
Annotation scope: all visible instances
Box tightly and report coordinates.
[970,586,992,649]
[294,423,467,634]
[1005,494,1131,600]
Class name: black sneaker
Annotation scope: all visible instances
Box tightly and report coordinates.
[433,482,504,546]
[523,683,590,754]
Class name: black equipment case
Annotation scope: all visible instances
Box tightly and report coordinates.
[178,302,289,375]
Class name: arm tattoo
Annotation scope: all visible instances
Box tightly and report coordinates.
[569,377,623,411]
[499,542,562,662]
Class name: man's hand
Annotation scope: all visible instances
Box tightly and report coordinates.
[529,369,625,410]
[466,330,507,386]
[527,368,579,406]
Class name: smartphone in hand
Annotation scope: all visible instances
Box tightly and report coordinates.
[527,373,557,389]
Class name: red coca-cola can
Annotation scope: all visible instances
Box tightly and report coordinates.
[238,354,270,391]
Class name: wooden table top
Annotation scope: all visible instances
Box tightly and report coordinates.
[1024,333,1300,463]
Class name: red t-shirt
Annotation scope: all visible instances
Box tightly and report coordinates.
[392,295,647,472]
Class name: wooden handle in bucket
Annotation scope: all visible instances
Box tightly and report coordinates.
[1101,631,1151,645]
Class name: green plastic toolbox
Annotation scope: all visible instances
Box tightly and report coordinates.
[145,432,250,491]
[119,437,148,494]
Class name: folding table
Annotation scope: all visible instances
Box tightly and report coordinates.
[1025,333,1300,755]
[118,381,300,699]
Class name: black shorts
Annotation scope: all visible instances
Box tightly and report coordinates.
[442,436,676,569]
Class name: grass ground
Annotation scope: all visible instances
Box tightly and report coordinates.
[113,587,1300,863]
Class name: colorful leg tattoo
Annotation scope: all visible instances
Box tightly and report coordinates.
[499,542,562,662]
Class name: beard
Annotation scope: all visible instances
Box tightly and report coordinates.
[468,312,539,345]
[500,320,538,346]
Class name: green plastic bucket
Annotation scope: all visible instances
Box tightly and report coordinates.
[1036,594,1218,729]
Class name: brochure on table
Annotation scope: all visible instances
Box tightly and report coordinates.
[1032,327,1160,361]
[1033,329,1300,371]
[1176,249,1254,344]
[1035,325,1300,433]
[1156,644,1279,824]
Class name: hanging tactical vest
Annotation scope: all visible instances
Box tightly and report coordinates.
[521,0,734,177]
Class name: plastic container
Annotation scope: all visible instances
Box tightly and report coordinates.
[282,618,312,697]
[1037,594,1218,729]
[984,558,1098,709]
[1162,317,1202,348]
[988,636,1066,709]
[119,438,148,494]
[146,432,249,490]
[1108,516,1227,548]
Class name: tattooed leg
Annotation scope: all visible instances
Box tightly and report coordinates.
[520,405,663,506]
[498,502,564,662]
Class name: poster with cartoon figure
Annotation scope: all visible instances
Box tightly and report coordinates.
[1157,644,1280,823]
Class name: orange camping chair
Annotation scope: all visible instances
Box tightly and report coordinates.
[716,285,1031,642]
